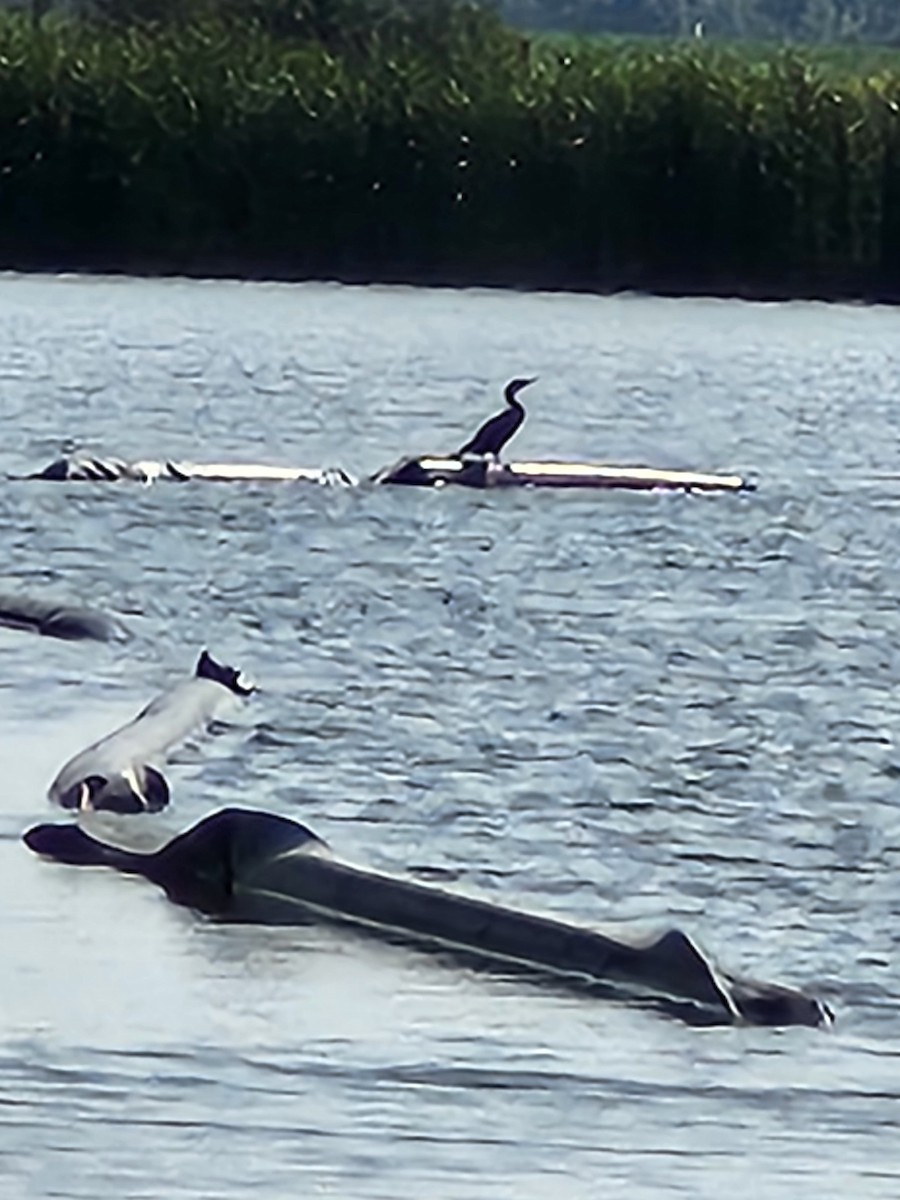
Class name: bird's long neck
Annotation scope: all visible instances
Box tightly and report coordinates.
[504,385,524,411]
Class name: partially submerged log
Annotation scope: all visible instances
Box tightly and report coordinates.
[24,807,829,1028]
[372,456,752,492]
[0,592,121,641]
[24,455,355,486]
[165,461,355,486]
[23,453,748,493]
[47,651,255,814]
[27,455,162,483]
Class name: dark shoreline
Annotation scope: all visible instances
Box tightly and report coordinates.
[0,19,898,310]
[3,248,899,307]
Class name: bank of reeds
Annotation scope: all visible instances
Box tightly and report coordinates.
[0,11,899,298]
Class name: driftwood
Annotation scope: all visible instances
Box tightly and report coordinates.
[372,455,752,492]
[25,807,829,1028]
[47,652,254,814]
[24,455,355,486]
[0,592,120,642]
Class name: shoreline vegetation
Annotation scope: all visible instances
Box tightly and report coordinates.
[2,2,900,302]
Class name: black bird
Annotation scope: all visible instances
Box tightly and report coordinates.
[455,377,537,460]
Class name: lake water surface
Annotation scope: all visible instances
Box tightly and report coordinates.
[1,275,899,1198]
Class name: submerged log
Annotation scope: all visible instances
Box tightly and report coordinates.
[165,461,356,485]
[47,652,254,814]
[24,807,829,1028]
[23,456,355,486]
[372,456,752,492]
[0,592,121,641]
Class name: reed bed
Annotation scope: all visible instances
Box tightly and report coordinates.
[0,12,899,298]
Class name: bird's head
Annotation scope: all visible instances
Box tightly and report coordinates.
[505,377,538,403]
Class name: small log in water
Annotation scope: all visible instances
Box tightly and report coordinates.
[0,593,121,641]
[22,456,354,486]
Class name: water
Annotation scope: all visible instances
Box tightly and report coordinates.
[0,274,899,1197]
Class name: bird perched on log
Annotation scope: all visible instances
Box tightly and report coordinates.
[455,377,537,461]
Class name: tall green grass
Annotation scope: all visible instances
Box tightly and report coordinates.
[0,12,899,298]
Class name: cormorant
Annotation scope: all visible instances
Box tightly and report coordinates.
[455,377,537,460]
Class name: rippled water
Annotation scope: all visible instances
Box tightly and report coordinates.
[1,275,899,1198]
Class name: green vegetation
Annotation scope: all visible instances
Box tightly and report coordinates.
[1,3,900,298]
[502,0,900,44]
